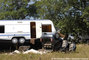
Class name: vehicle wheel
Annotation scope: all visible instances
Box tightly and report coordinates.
[34,39,42,50]
[52,40,62,51]
[19,38,25,44]
[12,38,18,44]
[54,33,60,40]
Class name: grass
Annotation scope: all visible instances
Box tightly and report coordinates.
[0,44,89,60]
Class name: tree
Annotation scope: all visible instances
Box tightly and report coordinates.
[35,0,65,24]
[0,0,38,19]
[35,0,89,36]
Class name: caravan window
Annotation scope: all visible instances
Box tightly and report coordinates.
[0,25,4,33]
[42,24,52,32]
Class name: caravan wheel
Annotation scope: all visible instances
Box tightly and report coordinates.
[12,38,18,44]
[19,38,25,44]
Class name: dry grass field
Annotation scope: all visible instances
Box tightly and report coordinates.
[0,44,89,60]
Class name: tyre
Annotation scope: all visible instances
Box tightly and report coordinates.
[19,38,25,44]
[34,39,42,50]
[54,33,60,40]
[52,40,62,51]
[12,38,18,44]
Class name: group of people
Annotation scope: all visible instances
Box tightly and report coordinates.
[61,40,76,52]
[60,33,76,52]
[53,31,76,52]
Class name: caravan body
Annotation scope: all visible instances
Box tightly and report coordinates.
[0,20,56,44]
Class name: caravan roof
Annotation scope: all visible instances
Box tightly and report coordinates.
[0,19,51,21]
[0,19,53,25]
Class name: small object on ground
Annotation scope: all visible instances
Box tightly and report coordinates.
[23,49,46,54]
[18,46,30,51]
[9,50,21,55]
[9,49,52,55]
[38,49,52,53]
[13,50,20,54]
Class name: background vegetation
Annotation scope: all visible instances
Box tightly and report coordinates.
[0,0,89,37]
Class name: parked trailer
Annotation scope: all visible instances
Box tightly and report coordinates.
[0,20,76,52]
[0,20,57,48]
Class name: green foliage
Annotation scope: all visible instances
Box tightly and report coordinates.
[81,6,89,34]
[35,0,89,36]
[0,0,89,36]
[0,0,37,19]
[35,0,65,22]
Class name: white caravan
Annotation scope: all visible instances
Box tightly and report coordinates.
[0,20,56,44]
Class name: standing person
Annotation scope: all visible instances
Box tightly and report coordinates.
[69,41,76,52]
[61,34,69,52]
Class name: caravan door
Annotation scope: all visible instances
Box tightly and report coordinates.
[36,22,42,38]
[30,22,36,38]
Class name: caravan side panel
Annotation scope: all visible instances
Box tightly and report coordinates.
[0,21,31,40]
[5,24,30,40]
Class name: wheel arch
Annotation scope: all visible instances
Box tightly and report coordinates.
[11,36,26,40]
